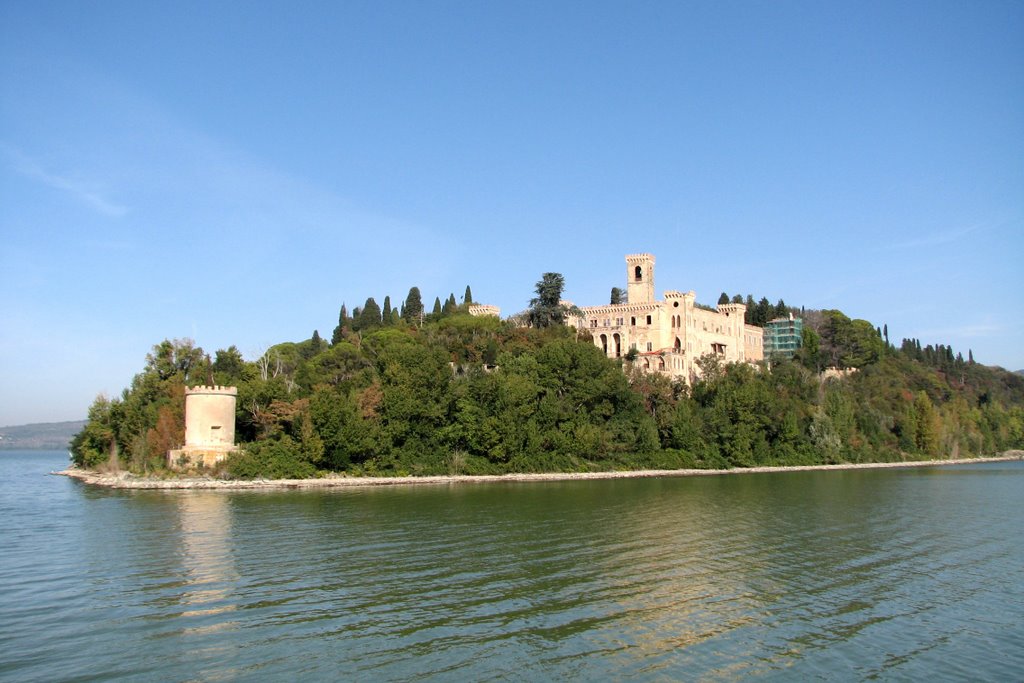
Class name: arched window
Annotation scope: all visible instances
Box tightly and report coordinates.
[634,265,642,281]
[600,334,608,356]
[613,333,621,358]
[674,337,681,352]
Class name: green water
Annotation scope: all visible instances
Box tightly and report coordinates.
[1,451,1022,681]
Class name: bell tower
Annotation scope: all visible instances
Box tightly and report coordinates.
[625,253,655,304]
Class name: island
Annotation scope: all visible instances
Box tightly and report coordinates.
[65,254,1024,485]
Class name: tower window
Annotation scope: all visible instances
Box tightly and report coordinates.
[634,265,642,280]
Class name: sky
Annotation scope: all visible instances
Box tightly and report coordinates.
[1,1,1022,426]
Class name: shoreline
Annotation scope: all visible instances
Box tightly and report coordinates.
[54,452,1023,490]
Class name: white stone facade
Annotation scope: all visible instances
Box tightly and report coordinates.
[571,254,763,382]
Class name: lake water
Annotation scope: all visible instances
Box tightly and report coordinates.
[1,451,1022,681]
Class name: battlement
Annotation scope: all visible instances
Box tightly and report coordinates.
[185,385,238,396]
[625,253,655,263]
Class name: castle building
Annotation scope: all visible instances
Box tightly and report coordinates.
[167,385,238,470]
[571,254,763,382]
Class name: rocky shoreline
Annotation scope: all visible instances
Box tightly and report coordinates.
[54,452,1023,490]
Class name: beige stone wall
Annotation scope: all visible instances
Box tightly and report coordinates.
[576,255,764,383]
[468,304,501,317]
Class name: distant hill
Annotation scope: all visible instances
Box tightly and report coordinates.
[0,421,86,450]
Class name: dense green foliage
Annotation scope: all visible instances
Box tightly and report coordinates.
[72,281,1024,478]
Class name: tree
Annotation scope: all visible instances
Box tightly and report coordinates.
[756,297,773,326]
[774,299,788,319]
[354,298,381,331]
[745,295,756,324]
[731,294,744,304]
[402,287,424,324]
[212,346,246,383]
[443,293,457,316]
[464,285,473,305]
[610,287,625,305]
[528,272,566,328]
[718,292,730,305]
[382,296,392,323]
[432,297,442,316]
[331,304,349,344]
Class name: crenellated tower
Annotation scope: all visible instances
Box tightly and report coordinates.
[625,253,655,304]
[168,385,238,470]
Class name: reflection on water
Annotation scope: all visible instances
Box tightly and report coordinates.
[175,493,238,626]
[0,453,1022,682]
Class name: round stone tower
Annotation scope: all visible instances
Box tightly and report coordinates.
[169,385,238,470]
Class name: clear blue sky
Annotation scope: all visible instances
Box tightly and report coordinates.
[1,1,1022,425]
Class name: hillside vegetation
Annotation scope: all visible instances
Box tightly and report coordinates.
[71,293,1024,478]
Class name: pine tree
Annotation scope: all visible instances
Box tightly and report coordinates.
[883,323,889,346]
[774,299,788,319]
[432,297,442,316]
[464,285,473,305]
[528,272,566,328]
[745,295,756,324]
[731,294,743,304]
[718,292,730,305]
[610,287,625,305]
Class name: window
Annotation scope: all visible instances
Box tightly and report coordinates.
[603,319,610,327]
[634,265,642,280]
[646,315,652,325]
[591,319,597,328]
[616,317,624,326]
[630,317,636,326]
[646,342,652,352]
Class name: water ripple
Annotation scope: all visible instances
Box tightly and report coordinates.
[1,455,1023,681]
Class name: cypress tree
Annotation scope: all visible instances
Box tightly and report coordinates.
[403,287,424,324]
[718,292,730,305]
[432,297,442,316]
[464,285,473,305]
[443,293,457,315]
[356,297,381,331]
[331,303,349,344]
[731,294,743,304]
[382,296,392,324]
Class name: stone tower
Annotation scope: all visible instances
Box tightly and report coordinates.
[168,385,238,470]
[625,253,655,304]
